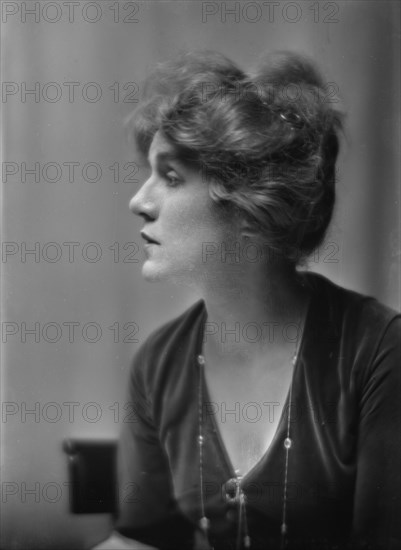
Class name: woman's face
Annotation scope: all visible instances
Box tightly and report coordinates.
[129,131,242,284]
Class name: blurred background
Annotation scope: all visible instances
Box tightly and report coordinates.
[1,0,400,548]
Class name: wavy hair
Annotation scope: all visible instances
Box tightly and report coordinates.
[127,50,344,266]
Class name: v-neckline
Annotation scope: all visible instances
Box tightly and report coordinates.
[195,287,312,483]
[200,366,295,482]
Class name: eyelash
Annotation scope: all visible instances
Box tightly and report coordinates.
[165,170,181,187]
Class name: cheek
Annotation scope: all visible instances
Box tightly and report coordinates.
[164,193,212,234]
[172,201,234,250]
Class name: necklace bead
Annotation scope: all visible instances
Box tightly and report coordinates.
[196,298,309,550]
[284,437,292,449]
[225,477,241,504]
[199,516,210,531]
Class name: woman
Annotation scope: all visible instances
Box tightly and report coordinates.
[96,51,400,550]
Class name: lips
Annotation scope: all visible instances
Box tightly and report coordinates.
[140,230,160,244]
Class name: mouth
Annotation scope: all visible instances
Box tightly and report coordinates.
[140,231,160,245]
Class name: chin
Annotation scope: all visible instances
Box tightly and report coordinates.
[141,259,197,285]
[141,260,172,282]
[141,265,164,282]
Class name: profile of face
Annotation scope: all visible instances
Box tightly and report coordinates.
[129,131,248,286]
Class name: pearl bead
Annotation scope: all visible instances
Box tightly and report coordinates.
[284,437,292,449]
[281,522,288,535]
[198,435,204,445]
[199,516,210,531]
[197,354,205,365]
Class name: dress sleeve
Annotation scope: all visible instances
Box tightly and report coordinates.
[114,342,195,550]
[352,315,401,549]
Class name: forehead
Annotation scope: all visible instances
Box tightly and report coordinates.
[148,131,178,164]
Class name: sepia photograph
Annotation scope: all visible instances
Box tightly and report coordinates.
[1,1,400,549]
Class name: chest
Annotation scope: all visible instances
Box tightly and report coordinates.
[202,358,295,477]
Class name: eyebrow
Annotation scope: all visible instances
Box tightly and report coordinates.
[148,151,184,172]
[149,151,179,164]
[156,152,179,162]
[148,146,197,173]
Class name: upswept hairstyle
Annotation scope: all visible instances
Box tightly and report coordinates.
[128,50,344,266]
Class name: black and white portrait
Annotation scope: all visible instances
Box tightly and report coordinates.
[2,2,400,550]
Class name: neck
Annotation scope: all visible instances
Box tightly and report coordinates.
[196,263,309,366]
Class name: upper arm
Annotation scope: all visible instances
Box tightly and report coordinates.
[352,316,401,548]
[113,344,195,549]
[114,345,176,532]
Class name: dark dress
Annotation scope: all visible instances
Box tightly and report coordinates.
[114,272,401,550]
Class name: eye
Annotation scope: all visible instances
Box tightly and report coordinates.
[165,170,181,187]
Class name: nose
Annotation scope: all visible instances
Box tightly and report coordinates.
[129,178,158,221]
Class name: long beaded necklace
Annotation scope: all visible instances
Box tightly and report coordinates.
[196,302,308,550]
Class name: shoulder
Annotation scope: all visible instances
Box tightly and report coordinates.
[142,298,205,349]
[128,299,206,388]
[304,270,400,328]
[303,271,401,373]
